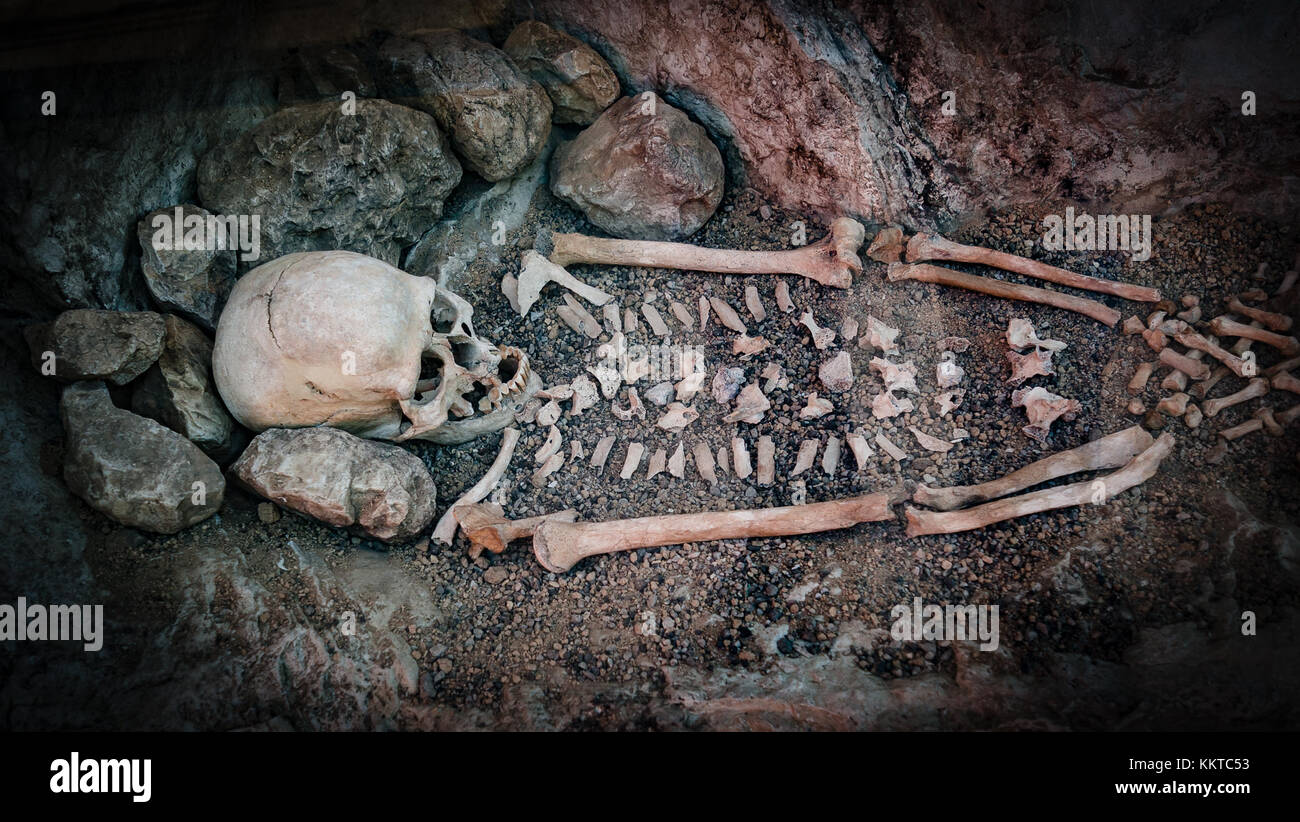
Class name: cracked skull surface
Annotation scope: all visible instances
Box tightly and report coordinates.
[213,250,538,444]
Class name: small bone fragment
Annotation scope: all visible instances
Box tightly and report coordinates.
[871,391,914,419]
[865,315,899,351]
[1204,378,1269,417]
[709,297,748,334]
[712,366,746,403]
[1146,310,1166,329]
[1258,407,1283,437]
[557,305,600,338]
[866,226,905,262]
[792,439,819,476]
[1007,318,1067,352]
[639,303,669,337]
[1127,399,1146,415]
[534,425,563,464]
[1156,392,1190,416]
[586,362,621,399]
[744,285,767,322]
[842,317,860,341]
[657,402,699,431]
[603,302,622,334]
[675,370,707,403]
[733,335,770,357]
[669,301,694,330]
[532,489,898,573]
[668,442,685,477]
[1175,330,1252,377]
[538,383,574,401]
[913,425,1154,511]
[1007,348,1055,385]
[455,503,579,558]
[800,392,834,419]
[647,447,667,479]
[1176,306,1201,323]
[775,280,794,313]
[542,219,865,289]
[536,399,561,428]
[905,232,1160,302]
[732,438,753,479]
[909,426,953,453]
[905,434,1175,536]
[516,250,614,314]
[760,362,788,392]
[756,436,776,485]
[1184,403,1203,428]
[874,431,908,462]
[570,439,585,461]
[532,451,565,487]
[1141,328,1167,352]
[611,387,646,421]
[716,445,730,476]
[645,381,674,406]
[1208,315,1300,354]
[1273,372,1300,394]
[515,398,542,424]
[819,350,855,392]
[870,357,919,393]
[822,436,842,475]
[889,263,1121,326]
[623,306,638,334]
[562,293,603,338]
[431,427,522,545]
[846,431,874,469]
[1158,347,1210,380]
[692,442,717,483]
[799,311,836,349]
[1192,366,1229,399]
[1012,386,1081,441]
[501,273,520,313]
[1122,316,1145,334]
[570,374,599,415]
[698,295,710,330]
[936,389,965,416]
[620,443,645,479]
[590,435,616,471]
[936,356,965,388]
[725,383,771,424]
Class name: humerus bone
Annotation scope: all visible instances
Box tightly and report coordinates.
[540,218,865,289]
[1158,347,1210,380]
[1204,378,1268,417]
[913,425,1153,511]
[905,232,1160,303]
[1207,315,1299,354]
[454,502,579,558]
[431,427,522,545]
[533,490,899,572]
[905,433,1174,536]
[887,263,1121,326]
[1227,296,1293,332]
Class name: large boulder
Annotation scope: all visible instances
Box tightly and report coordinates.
[550,92,724,240]
[61,382,225,533]
[379,29,552,181]
[232,427,436,542]
[25,309,165,385]
[136,204,237,332]
[197,99,461,267]
[503,21,620,125]
[130,314,236,460]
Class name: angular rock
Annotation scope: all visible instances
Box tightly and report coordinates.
[61,382,224,533]
[26,309,165,385]
[379,30,552,181]
[503,21,620,125]
[232,426,435,542]
[130,315,236,459]
[136,204,237,332]
[199,99,461,266]
[550,92,724,240]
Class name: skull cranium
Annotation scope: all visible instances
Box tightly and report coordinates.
[213,250,537,445]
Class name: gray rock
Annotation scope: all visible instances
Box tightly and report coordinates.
[198,99,461,267]
[379,29,552,181]
[136,205,236,332]
[61,382,225,533]
[550,93,724,240]
[25,309,165,385]
[277,44,377,105]
[503,21,619,125]
[130,314,236,459]
[232,427,436,543]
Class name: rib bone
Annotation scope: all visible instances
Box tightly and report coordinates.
[431,427,523,545]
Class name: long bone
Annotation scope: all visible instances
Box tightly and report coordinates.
[1173,330,1253,377]
[887,263,1120,326]
[532,490,899,573]
[1226,296,1293,332]
[1206,315,1300,355]
[905,232,1161,303]
[912,426,1154,512]
[905,434,1175,536]
[1204,377,1269,417]
[454,502,579,558]
[536,218,865,289]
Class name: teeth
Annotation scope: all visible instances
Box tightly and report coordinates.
[500,347,531,396]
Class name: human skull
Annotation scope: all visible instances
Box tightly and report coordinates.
[213,250,538,445]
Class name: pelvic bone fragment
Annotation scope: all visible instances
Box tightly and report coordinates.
[1012,386,1080,442]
